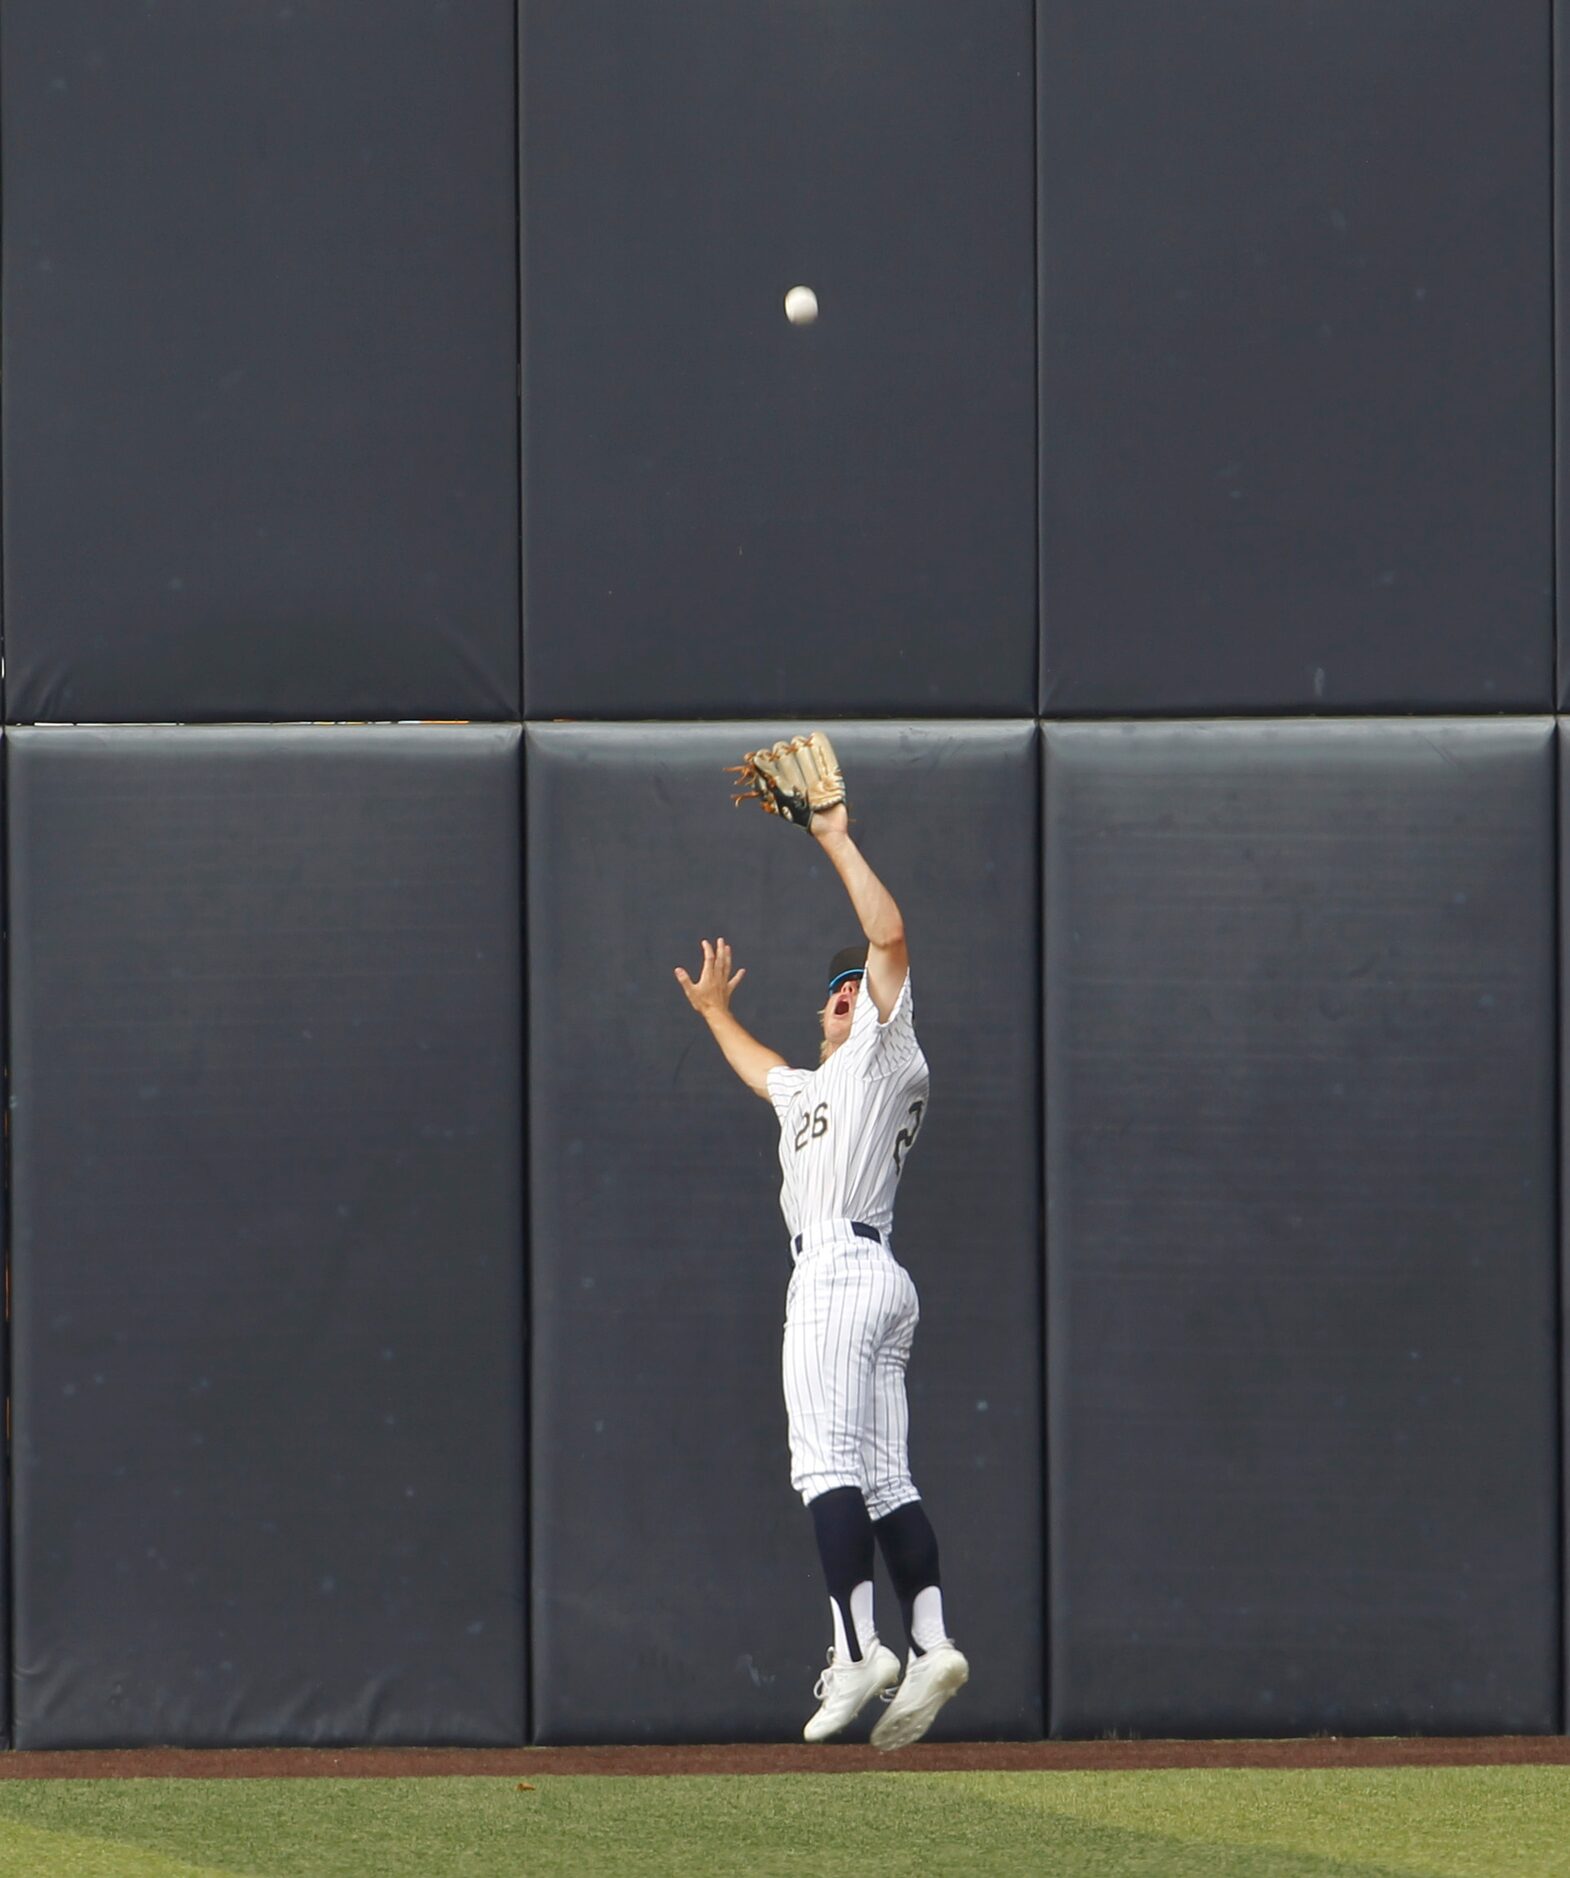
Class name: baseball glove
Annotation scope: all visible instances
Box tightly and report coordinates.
[730,730,847,828]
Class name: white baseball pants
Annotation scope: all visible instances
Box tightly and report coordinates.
[782,1223,921,1519]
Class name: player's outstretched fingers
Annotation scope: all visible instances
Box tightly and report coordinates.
[677,942,729,1012]
[715,938,747,996]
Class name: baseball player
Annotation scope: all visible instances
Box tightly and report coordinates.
[674,733,968,1749]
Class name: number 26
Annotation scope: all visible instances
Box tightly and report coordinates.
[794,1102,829,1152]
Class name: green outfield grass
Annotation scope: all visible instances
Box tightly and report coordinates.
[0,1766,1563,1877]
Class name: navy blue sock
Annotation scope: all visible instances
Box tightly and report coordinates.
[873,1501,941,1656]
[808,1486,875,1662]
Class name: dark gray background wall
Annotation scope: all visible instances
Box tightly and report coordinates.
[1,0,520,724]
[0,0,1561,1750]
[1040,0,1553,715]
[1045,720,1559,1737]
[7,728,525,1747]
[521,0,1037,718]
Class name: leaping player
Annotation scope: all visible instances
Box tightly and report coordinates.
[674,732,968,1750]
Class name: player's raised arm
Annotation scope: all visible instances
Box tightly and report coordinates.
[674,938,787,1099]
[808,803,908,1022]
[729,732,908,1023]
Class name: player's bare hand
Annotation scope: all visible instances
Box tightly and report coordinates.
[674,937,747,1018]
[810,802,850,840]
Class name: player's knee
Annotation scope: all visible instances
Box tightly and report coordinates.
[794,1467,864,1505]
[862,1479,919,1522]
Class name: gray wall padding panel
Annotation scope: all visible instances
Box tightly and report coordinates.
[1045,721,1559,1737]
[1561,727,1570,1714]
[8,727,525,1748]
[1039,2,1552,714]
[1560,1,1570,707]
[0,745,10,1743]
[1,2,519,723]
[528,724,1041,1743]
[521,4,1036,718]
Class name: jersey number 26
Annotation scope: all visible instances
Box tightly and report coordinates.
[793,1102,829,1152]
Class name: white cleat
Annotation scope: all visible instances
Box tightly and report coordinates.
[802,1642,902,1743]
[870,1641,969,1751]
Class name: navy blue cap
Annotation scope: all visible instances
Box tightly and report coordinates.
[826,944,868,992]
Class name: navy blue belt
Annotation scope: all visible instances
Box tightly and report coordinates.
[793,1220,882,1255]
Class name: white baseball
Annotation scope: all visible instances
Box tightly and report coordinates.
[784,285,819,326]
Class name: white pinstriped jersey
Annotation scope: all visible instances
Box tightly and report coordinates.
[765,972,928,1240]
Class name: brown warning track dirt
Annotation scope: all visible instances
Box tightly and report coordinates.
[0,1738,1565,1780]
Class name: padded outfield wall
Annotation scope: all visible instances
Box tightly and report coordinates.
[0,0,1559,1745]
